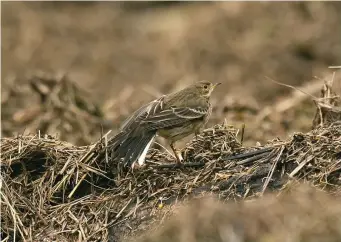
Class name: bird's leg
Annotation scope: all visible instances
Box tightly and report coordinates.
[195,131,199,141]
[170,142,183,164]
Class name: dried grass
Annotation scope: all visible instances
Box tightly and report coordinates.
[1,118,341,241]
[1,75,340,241]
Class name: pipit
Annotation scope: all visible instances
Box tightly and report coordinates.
[108,81,221,167]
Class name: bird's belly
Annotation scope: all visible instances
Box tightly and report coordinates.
[157,120,203,142]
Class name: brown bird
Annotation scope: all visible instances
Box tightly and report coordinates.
[108,81,221,167]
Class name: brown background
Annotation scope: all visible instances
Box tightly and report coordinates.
[2,1,341,145]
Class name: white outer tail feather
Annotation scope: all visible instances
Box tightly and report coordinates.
[137,135,156,166]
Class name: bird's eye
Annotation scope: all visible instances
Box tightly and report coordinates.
[203,85,208,89]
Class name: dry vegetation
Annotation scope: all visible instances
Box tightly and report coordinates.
[1,79,341,241]
[1,2,341,242]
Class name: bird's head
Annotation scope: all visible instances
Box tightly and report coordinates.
[194,81,221,97]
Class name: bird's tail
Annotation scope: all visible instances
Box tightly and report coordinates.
[107,130,156,167]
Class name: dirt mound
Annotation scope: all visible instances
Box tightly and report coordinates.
[1,112,340,241]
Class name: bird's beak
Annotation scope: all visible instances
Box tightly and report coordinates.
[213,82,222,89]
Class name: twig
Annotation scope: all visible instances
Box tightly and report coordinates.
[151,162,206,169]
[329,66,341,69]
[236,152,273,165]
[289,155,314,178]
[225,147,274,161]
[114,198,133,221]
[256,77,324,122]
[68,173,87,199]
[240,123,245,145]
[265,76,318,100]
[261,146,285,195]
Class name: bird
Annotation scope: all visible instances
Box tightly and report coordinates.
[107,81,221,168]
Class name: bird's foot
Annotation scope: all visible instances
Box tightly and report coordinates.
[170,143,184,166]
[174,150,184,167]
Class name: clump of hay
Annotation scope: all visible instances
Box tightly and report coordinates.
[1,76,340,241]
[137,184,341,242]
[312,77,341,128]
[1,119,341,241]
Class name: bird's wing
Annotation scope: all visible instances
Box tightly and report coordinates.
[120,95,208,132]
[120,96,165,131]
[141,106,208,131]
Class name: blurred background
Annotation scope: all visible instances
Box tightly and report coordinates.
[2,1,341,146]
